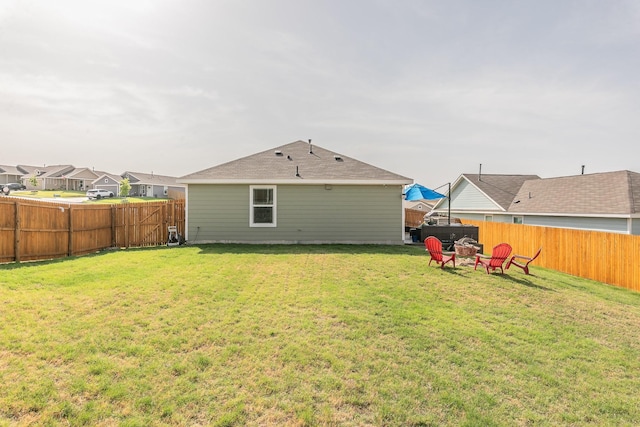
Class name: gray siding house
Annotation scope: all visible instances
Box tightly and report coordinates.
[433,171,640,235]
[17,164,98,191]
[92,173,122,195]
[179,140,412,244]
[0,165,23,185]
[123,171,186,199]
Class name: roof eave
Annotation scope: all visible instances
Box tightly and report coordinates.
[178,178,412,185]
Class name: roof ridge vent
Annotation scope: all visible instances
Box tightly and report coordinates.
[334,155,343,162]
[275,150,283,156]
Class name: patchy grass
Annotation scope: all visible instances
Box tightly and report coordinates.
[8,190,85,198]
[90,196,171,204]
[10,190,170,203]
[1,244,639,426]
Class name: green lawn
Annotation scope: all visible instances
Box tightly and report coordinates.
[1,245,639,426]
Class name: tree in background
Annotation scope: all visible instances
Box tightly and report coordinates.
[29,175,38,188]
[119,178,131,198]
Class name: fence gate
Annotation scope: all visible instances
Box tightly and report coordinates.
[1,198,185,263]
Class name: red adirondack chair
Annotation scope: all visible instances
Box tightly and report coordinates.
[424,236,456,268]
[474,243,512,274]
[506,247,542,275]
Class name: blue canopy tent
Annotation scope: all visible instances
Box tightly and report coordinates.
[404,183,451,224]
[404,183,446,201]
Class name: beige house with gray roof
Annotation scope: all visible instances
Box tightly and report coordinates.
[0,165,24,185]
[433,170,640,235]
[179,140,412,244]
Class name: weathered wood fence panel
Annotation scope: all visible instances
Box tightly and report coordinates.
[71,205,114,256]
[0,200,16,263]
[464,220,640,292]
[0,198,185,263]
[405,208,425,227]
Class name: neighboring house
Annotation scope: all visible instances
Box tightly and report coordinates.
[404,200,436,212]
[61,167,100,191]
[432,170,640,235]
[122,171,186,199]
[178,140,412,244]
[0,165,24,185]
[17,165,74,190]
[92,172,124,196]
[15,164,99,191]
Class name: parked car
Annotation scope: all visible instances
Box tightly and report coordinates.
[86,189,114,199]
[2,182,26,191]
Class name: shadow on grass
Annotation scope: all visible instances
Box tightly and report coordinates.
[0,249,125,271]
[0,243,429,270]
[496,272,555,291]
[194,243,428,257]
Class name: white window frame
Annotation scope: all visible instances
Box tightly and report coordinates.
[250,185,277,227]
[484,215,493,222]
[513,216,524,224]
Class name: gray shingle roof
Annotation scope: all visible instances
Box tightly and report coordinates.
[462,173,541,210]
[508,170,640,214]
[0,165,22,175]
[180,140,412,184]
[123,171,183,187]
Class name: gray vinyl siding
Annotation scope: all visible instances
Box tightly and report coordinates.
[151,185,165,197]
[447,180,499,210]
[523,215,629,233]
[187,184,404,244]
[452,213,486,222]
[631,219,640,235]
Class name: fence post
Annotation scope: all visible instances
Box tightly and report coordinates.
[125,204,130,248]
[14,200,21,263]
[68,205,73,257]
[111,206,116,247]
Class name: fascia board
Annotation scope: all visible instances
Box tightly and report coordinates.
[440,209,638,219]
[178,179,412,185]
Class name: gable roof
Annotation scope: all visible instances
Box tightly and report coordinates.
[508,170,640,215]
[35,165,76,178]
[179,140,412,184]
[0,165,22,175]
[16,164,75,178]
[92,172,122,185]
[459,173,541,210]
[123,171,184,187]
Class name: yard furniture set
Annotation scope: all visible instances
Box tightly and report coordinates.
[424,237,541,275]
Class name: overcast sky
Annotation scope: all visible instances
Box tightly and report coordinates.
[1,0,639,187]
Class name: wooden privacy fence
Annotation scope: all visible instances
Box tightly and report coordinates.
[0,198,185,263]
[405,208,425,227]
[464,220,640,292]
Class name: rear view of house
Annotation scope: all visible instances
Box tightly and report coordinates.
[179,140,412,244]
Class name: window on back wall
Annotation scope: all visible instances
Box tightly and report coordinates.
[513,216,524,224]
[250,185,277,227]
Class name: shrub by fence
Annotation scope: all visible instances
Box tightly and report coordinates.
[464,220,640,292]
[0,198,185,263]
